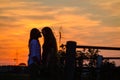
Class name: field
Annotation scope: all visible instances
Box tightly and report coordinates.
[0,73,29,80]
[0,64,120,80]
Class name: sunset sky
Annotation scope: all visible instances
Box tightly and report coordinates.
[0,0,120,66]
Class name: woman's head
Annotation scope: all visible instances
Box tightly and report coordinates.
[42,27,52,35]
[30,28,41,40]
[42,27,53,39]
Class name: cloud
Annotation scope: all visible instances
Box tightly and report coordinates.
[0,16,18,22]
[97,0,120,15]
[101,16,120,27]
[58,25,120,47]
[24,15,55,20]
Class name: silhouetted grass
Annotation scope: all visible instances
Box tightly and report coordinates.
[0,73,29,80]
[0,66,120,80]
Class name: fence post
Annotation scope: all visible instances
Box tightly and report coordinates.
[96,55,103,80]
[65,41,76,80]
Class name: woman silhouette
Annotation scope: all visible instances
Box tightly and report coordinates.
[42,27,58,66]
[28,28,42,80]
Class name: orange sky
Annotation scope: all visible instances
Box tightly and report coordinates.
[0,0,120,66]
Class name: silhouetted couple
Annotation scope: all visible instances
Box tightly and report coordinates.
[28,27,58,80]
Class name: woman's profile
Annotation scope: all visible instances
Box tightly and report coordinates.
[28,28,42,80]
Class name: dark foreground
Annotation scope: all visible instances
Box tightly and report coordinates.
[0,73,29,80]
[0,65,120,80]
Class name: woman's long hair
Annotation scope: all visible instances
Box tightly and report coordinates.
[42,27,58,52]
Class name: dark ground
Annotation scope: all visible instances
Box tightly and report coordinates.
[0,66,120,80]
